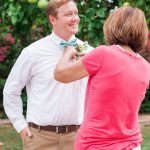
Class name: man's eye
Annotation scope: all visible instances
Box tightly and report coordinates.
[66,14,72,16]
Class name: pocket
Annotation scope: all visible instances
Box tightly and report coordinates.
[23,136,32,145]
[22,136,27,145]
[31,68,54,84]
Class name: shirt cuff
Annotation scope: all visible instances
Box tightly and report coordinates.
[13,119,28,133]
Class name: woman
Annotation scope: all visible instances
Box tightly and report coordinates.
[54,6,150,150]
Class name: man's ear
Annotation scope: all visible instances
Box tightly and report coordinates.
[49,15,56,26]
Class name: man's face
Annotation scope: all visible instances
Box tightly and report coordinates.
[50,1,80,40]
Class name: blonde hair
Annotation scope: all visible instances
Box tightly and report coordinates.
[103,6,148,52]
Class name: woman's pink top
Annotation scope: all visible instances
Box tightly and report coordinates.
[75,45,150,150]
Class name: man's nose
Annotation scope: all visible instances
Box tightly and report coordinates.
[72,14,79,21]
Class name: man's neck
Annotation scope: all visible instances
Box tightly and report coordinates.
[52,30,74,41]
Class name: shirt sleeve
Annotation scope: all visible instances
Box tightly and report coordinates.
[81,46,105,76]
[3,48,33,133]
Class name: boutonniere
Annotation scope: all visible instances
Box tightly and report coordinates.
[75,41,89,59]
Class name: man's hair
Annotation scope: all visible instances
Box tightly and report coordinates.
[103,6,148,52]
[46,0,76,25]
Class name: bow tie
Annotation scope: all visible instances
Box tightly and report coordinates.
[60,38,77,48]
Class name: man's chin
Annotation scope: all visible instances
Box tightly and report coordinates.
[71,29,78,35]
[66,29,78,37]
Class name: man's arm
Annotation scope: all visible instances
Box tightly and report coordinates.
[3,48,33,138]
[54,46,89,83]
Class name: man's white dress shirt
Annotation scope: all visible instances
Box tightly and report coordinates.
[3,32,93,133]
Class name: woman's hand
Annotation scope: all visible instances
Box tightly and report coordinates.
[64,46,77,59]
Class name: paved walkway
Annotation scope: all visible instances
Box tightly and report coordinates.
[0,114,150,126]
[138,114,150,126]
[0,119,10,125]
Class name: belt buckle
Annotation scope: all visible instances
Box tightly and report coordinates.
[56,126,68,133]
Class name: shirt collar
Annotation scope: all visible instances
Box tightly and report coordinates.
[50,31,76,48]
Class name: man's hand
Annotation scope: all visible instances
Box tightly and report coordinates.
[19,126,32,141]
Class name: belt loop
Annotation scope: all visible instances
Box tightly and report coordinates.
[66,125,68,133]
[56,126,59,133]
[76,125,78,131]
[38,125,41,132]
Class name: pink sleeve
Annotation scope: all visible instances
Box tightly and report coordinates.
[81,46,105,76]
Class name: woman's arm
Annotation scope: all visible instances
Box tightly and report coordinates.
[54,46,89,83]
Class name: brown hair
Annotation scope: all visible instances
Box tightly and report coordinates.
[103,6,148,52]
[46,0,76,24]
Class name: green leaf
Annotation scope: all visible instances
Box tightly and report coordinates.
[86,8,96,17]
[96,8,106,18]
[11,16,17,25]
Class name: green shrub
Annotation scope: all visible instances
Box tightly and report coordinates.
[140,85,150,113]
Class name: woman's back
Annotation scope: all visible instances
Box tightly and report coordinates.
[78,45,150,150]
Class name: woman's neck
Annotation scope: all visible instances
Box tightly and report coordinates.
[118,45,137,55]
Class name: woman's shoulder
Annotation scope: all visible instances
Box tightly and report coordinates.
[93,45,113,54]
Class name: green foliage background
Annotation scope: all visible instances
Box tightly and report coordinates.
[0,0,150,115]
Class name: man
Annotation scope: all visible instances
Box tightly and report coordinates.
[3,0,92,150]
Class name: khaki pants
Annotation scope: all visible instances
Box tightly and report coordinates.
[23,127,77,150]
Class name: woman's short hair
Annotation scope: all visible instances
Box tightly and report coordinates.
[46,0,76,25]
[103,6,148,52]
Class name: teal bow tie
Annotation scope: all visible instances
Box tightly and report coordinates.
[60,38,77,48]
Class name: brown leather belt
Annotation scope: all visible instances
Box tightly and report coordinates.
[28,122,80,133]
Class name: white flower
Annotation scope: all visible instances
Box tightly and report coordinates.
[76,41,89,53]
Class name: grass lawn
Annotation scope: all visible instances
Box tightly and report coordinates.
[0,125,22,150]
[141,125,150,150]
[0,125,150,150]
